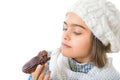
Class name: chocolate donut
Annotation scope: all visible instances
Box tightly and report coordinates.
[22,50,50,74]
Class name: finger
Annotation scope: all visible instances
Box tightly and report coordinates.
[38,63,48,80]
[32,65,44,80]
[44,71,51,80]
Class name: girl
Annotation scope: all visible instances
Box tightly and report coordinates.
[29,0,120,80]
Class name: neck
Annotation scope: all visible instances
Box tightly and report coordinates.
[73,57,91,63]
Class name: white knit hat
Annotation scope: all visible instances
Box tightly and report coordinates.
[68,0,120,53]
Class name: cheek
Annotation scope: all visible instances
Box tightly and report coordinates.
[72,36,91,56]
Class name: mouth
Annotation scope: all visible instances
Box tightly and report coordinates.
[62,43,72,48]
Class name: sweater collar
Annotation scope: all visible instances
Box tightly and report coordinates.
[68,58,94,73]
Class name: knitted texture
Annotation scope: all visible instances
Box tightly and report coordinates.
[49,49,120,80]
[68,0,120,53]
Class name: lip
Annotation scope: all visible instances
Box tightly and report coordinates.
[62,43,72,48]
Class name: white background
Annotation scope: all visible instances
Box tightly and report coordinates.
[0,0,120,80]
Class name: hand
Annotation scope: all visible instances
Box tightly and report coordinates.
[32,63,51,80]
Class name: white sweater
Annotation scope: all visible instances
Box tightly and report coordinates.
[49,49,120,80]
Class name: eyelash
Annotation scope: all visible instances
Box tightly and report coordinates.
[63,28,67,31]
[63,28,81,35]
[73,32,81,35]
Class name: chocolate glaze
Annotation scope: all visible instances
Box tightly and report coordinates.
[22,50,50,74]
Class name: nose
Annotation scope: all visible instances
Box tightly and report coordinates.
[62,30,71,41]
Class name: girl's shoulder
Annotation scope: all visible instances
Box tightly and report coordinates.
[94,58,120,79]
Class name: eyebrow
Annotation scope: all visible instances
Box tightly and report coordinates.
[64,21,86,30]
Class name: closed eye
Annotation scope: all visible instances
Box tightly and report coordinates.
[73,32,81,35]
[63,28,67,31]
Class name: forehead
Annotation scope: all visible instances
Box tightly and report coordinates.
[65,12,90,30]
[66,13,85,25]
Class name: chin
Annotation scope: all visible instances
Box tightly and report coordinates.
[61,50,72,58]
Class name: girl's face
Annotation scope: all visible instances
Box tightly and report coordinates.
[61,12,92,63]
